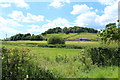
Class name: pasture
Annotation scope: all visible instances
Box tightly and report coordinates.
[42,33,98,40]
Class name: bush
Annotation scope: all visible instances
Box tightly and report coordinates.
[86,47,120,66]
[47,36,65,44]
[2,47,56,79]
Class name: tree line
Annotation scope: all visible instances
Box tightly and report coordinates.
[5,33,43,41]
[42,26,98,35]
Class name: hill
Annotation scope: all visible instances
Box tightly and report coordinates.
[4,26,98,41]
[42,32,98,41]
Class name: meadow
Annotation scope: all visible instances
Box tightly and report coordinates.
[42,33,98,40]
[2,41,119,78]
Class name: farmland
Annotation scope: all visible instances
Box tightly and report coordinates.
[42,33,98,40]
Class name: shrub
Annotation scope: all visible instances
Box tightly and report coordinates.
[2,47,56,79]
[47,36,65,44]
[86,47,120,66]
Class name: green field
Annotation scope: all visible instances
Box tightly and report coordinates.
[2,41,119,78]
[42,33,98,40]
[3,41,100,47]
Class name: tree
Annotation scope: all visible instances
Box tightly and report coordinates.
[47,36,65,44]
[98,23,119,44]
[6,33,44,41]
[34,35,43,41]
[63,27,69,34]
[41,32,47,36]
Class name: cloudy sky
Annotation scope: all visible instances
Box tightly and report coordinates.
[0,0,119,39]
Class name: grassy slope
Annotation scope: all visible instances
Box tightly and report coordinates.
[42,33,98,40]
[67,33,98,40]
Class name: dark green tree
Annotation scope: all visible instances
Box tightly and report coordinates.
[47,36,65,44]
[98,23,119,44]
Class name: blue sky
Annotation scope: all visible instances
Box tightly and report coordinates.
[0,0,118,39]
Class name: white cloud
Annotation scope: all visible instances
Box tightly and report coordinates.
[8,11,24,21]
[0,4,11,7]
[27,18,72,34]
[71,4,99,28]
[75,12,99,28]
[0,16,22,27]
[97,0,117,5]
[0,0,29,9]
[72,0,118,28]
[8,11,44,23]
[70,4,93,15]
[26,18,72,34]
[27,25,44,34]
[42,18,72,29]
[95,9,99,12]
[0,16,22,39]
[14,0,29,9]
[49,0,70,8]
[96,1,118,26]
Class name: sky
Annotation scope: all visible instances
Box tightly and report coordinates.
[0,0,119,39]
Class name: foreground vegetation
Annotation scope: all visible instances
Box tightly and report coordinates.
[2,43,119,78]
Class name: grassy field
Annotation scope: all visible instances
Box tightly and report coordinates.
[2,41,100,46]
[2,41,119,78]
[42,33,98,40]
[3,40,118,48]
[67,33,98,40]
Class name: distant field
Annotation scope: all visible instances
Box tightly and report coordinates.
[2,41,47,44]
[43,33,76,39]
[42,33,98,40]
[66,41,99,46]
[67,33,98,40]
[2,41,100,47]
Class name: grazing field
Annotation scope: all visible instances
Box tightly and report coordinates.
[2,41,119,78]
[67,33,98,40]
